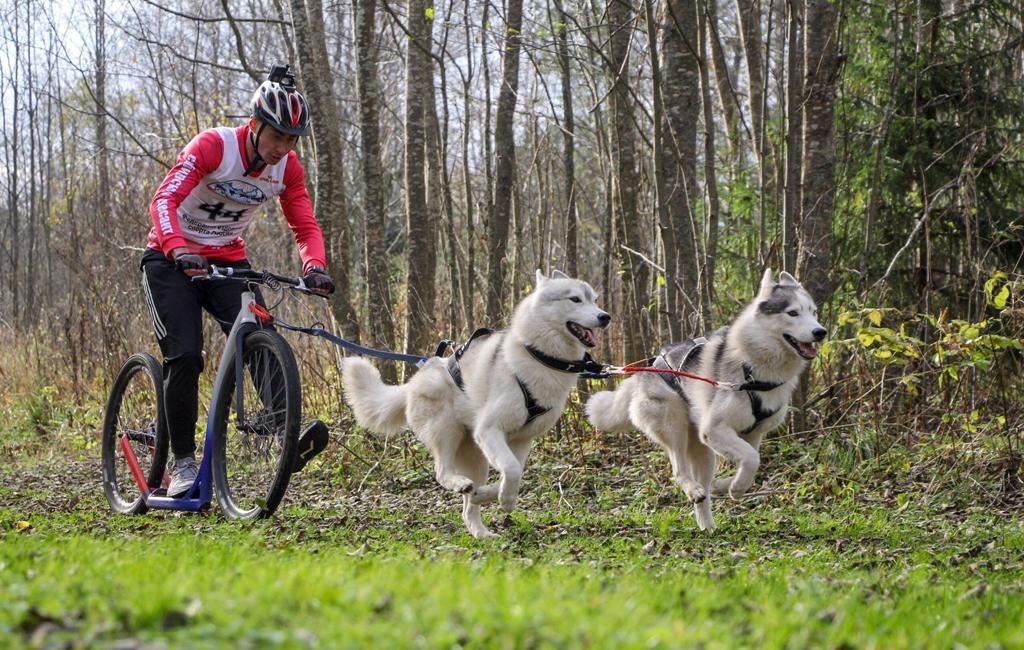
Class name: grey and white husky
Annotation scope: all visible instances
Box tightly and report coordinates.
[342,270,610,539]
[585,270,826,530]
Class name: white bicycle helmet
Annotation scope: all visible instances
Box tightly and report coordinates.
[244,65,310,174]
[249,65,310,136]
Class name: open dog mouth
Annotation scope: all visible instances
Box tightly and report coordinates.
[567,321,598,347]
[784,333,819,359]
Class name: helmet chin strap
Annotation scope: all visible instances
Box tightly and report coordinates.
[244,122,268,175]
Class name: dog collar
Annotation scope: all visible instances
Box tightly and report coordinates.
[525,345,605,374]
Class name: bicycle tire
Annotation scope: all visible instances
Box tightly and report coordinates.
[211,329,301,519]
[101,353,169,514]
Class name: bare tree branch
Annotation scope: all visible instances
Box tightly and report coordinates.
[138,0,288,26]
[220,0,263,83]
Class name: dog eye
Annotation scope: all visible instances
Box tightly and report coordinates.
[568,296,582,303]
[787,310,799,317]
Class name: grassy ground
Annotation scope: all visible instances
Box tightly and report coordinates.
[2,410,1023,649]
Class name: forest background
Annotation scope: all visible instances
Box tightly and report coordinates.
[1,0,1023,498]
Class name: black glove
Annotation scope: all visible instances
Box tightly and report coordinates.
[304,266,335,295]
[174,253,208,277]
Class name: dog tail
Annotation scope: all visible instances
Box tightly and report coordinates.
[341,358,408,435]
[585,378,637,433]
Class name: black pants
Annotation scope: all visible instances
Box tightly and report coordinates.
[140,249,266,458]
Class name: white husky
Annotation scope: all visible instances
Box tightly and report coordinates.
[586,270,826,530]
[342,270,610,539]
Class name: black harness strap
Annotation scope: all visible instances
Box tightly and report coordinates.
[738,363,781,435]
[655,336,783,436]
[446,330,553,426]
[446,355,466,390]
[516,377,551,425]
[737,362,785,393]
[446,328,495,390]
[661,373,689,404]
[456,328,496,359]
[657,340,707,405]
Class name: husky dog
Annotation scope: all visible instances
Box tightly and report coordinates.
[342,270,610,539]
[586,270,825,530]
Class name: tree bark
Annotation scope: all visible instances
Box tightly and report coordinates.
[96,0,111,217]
[797,0,840,302]
[608,0,650,361]
[486,0,523,323]
[659,0,702,339]
[404,0,438,354]
[698,0,721,330]
[460,0,477,323]
[736,0,769,263]
[552,0,578,278]
[355,0,397,380]
[290,0,361,339]
[706,0,741,162]
[736,0,765,163]
[5,15,21,323]
[782,0,803,273]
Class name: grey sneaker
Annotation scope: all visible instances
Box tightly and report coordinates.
[167,456,198,497]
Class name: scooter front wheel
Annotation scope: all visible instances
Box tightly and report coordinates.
[211,330,300,519]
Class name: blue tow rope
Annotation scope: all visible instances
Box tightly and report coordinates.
[269,315,449,366]
[268,312,609,379]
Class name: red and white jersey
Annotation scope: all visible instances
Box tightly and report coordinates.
[147,125,326,273]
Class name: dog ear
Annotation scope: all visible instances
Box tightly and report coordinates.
[778,271,799,287]
[535,269,548,286]
[551,270,569,280]
[758,268,774,296]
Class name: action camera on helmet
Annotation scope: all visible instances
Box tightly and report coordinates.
[267,64,297,90]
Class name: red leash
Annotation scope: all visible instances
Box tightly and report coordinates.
[618,365,723,387]
[604,358,739,390]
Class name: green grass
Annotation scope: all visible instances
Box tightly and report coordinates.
[2,427,1024,648]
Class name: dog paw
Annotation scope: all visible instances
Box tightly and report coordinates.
[695,517,717,532]
[685,485,707,504]
[729,475,754,498]
[498,495,518,513]
[693,500,715,531]
[711,477,733,496]
[470,527,499,540]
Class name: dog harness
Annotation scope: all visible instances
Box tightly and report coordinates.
[658,336,783,436]
[445,327,495,391]
[446,328,597,427]
[737,363,781,435]
[446,328,551,425]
